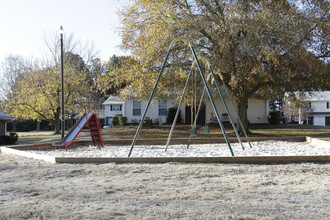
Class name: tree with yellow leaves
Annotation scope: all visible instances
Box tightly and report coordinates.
[5,53,90,134]
[116,0,329,133]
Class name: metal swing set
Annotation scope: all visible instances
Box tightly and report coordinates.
[128,38,252,157]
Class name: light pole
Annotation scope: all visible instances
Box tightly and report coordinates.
[60,26,65,139]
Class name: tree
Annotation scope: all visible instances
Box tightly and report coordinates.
[0,55,29,102]
[3,30,100,134]
[5,55,90,134]
[96,55,138,97]
[0,55,30,131]
[118,0,329,133]
[88,57,107,104]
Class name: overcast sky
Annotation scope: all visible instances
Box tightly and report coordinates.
[0,0,128,63]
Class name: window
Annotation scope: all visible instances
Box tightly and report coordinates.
[327,102,329,109]
[133,100,141,116]
[110,104,122,111]
[158,100,167,116]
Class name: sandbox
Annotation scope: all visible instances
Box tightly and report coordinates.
[0,137,329,164]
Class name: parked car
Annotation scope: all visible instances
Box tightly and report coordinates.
[103,125,111,129]
[221,113,229,123]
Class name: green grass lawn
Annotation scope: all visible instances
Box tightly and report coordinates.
[12,124,329,145]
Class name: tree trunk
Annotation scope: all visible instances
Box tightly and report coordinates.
[36,121,40,131]
[54,108,60,134]
[237,97,250,135]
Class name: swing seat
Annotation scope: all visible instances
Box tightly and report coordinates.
[190,128,197,136]
[203,126,210,134]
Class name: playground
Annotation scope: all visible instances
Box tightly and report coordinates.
[1,38,329,163]
[1,38,329,218]
[2,38,328,164]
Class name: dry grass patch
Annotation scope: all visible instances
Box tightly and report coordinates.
[102,124,330,140]
[11,124,330,145]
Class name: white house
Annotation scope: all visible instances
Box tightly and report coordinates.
[103,95,270,125]
[301,91,330,126]
[283,91,330,126]
[103,96,181,124]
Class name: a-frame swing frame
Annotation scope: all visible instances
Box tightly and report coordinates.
[128,38,251,157]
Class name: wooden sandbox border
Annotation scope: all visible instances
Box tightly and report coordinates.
[0,137,329,164]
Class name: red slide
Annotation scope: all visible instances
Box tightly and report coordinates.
[53,113,103,149]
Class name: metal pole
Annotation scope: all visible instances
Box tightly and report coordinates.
[218,72,253,148]
[165,64,194,151]
[209,66,245,150]
[190,47,234,156]
[60,26,65,139]
[128,49,172,157]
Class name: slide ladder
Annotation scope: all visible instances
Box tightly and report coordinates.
[88,113,103,147]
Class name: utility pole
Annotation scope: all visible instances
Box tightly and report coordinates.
[60,26,65,139]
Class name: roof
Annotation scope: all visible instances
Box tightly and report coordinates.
[102,96,125,105]
[303,91,330,102]
[0,111,15,121]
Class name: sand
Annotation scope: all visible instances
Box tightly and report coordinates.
[24,140,330,158]
[0,151,329,219]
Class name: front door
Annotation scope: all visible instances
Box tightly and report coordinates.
[185,105,206,125]
[308,117,314,125]
[325,117,330,126]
